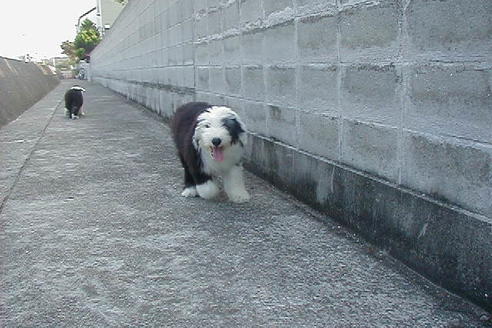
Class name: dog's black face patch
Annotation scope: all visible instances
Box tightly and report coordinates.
[222,117,244,145]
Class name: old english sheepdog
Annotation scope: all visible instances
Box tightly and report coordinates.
[171,102,250,203]
[64,85,86,119]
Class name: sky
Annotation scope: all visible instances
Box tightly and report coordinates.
[0,0,98,60]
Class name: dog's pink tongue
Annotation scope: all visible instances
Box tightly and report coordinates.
[213,147,224,162]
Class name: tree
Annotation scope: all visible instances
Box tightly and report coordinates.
[73,19,101,61]
[60,40,76,61]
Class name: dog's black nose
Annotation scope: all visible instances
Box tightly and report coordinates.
[212,138,222,146]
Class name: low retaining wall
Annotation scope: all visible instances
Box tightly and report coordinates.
[90,0,492,311]
[0,57,59,127]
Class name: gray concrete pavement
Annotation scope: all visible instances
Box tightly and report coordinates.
[0,81,490,327]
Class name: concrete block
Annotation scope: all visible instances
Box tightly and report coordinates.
[291,149,336,209]
[242,101,268,136]
[208,40,223,65]
[223,1,240,31]
[194,0,208,15]
[161,48,169,67]
[341,120,399,182]
[223,36,241,65]
[195,42,209,65]
[339,2,400,62]
[195,91,213,104]
[169,24,179,46]
[155,48,164,67]
[240,0,263,25]
[264,20,297,64]
[406,0,492,58]
[163,67,174,85]
[264,0,293,17]
[207,93,227,106]
[406,64,492,143]
[298,64,338,115]
[299,112,339,160]
[140,69,151,83]
[241,65,265,101]
[270,140,296,191]
[208,9,222,35]
[225,66,242,95]
[181,19,194,43]
[266,65,296,107]
[152,34,161,53]
[209,66,225,94]
[241,29,264,64]
[174,93,195,111]
[196,66,210,91]
[182,43,194,65]
[339,0,379,6]
[159,90,173,117]
[208,0,220,10]
[195,16,208,39]
[150,49,159,68]
[166,67,180,86]
[267,105,297,146]
[402,132,492,217]
[154,10,162,33]
[176,1,185,24]
[151,63,161,82]
[244,136,296,191]
[295,0,336,16]
[341,64,401,126]
[169,3,179,27]
[223,96,244,116]
[244,135,271,177]
[182,0,194,20]
[161,10,170,30]
[167,46,181,66]
[297,14,338,63]
[182,66,195,88]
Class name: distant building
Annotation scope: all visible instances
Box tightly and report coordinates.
[50,57,71,68]
[96,0,126,36]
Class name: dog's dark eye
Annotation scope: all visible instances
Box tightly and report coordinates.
[204,124,210,128]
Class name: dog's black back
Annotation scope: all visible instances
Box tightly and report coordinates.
[171,102,212,186]
[64,88,84,119]
[171,102,210,148]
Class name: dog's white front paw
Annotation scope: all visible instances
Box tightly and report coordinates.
[181,186,197,197]
[228,190,251,203]
[196,181,219,200]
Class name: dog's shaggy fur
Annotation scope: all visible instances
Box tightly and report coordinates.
[64,86,86,119]
[171,102,250,203]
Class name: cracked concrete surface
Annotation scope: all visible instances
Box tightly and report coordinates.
[0,81,490,327]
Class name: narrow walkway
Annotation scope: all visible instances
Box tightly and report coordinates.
[0,81,488,327]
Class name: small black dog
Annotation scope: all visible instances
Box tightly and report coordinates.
[64,86,86,119]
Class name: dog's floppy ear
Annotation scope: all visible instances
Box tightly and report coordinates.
[235,116,247,146]
[192,134,199,149]
[223,115,247,146]
[192,120,202,150]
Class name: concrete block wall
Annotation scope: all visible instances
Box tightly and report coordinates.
[90,0,492,310]
[0,57,59,127]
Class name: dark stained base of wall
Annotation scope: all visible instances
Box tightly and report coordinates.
[92,78,492,312]
[243,134,492,312]
[0,57,60,127]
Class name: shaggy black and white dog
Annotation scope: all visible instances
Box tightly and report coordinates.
[171,102,250,203]
[64,85,86,119]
